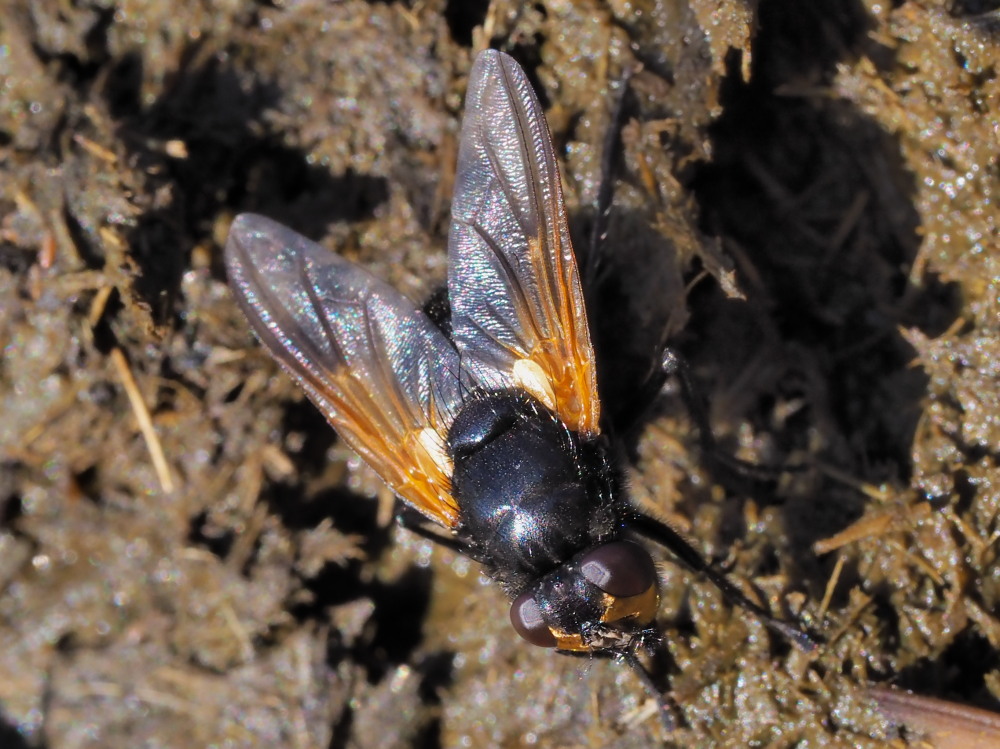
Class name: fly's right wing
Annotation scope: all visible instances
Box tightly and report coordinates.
[225,213,467,528]
[447,50,601,439]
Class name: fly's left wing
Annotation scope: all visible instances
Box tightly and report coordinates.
[447,50,601,438]
[226,213,467,528]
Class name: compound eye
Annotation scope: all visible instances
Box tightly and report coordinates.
[580,541,657,598]
[510,590,558,648]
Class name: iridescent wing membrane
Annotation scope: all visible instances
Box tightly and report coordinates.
[449,51,600,438]
[226,214,466,527]
[225,49,601,528]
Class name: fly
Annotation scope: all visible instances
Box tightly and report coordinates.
[224,48,815,726]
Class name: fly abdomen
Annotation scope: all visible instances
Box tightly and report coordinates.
[449,391,608,591]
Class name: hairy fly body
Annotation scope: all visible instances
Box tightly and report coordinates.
[225,49,814,725]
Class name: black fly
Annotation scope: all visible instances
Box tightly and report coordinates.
[225,49,815,727]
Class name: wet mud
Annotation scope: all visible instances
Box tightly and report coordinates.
[1,1,998,746]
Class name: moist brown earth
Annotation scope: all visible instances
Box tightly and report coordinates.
[1,1,998,746]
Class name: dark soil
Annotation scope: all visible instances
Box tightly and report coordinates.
[1,0,998,747]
